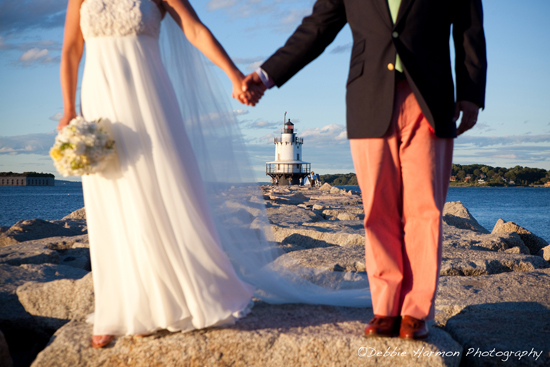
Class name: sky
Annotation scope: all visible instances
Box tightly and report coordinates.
[1,0,550,181]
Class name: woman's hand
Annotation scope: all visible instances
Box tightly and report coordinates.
[231,72,264,106]
[57,112,77,131]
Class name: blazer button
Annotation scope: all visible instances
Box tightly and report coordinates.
[387,63,395,71]
[392,31,399,38]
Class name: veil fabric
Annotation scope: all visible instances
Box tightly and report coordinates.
[159,17,371,307]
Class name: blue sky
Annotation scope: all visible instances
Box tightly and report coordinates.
[1,0,549,181]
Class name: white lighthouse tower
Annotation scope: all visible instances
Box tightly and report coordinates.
[266,114,311,185]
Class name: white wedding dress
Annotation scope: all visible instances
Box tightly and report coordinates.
[80,0,255,335]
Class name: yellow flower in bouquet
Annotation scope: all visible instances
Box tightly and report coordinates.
[50,117,115,176]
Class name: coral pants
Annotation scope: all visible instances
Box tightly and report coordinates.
[350,80,453,320]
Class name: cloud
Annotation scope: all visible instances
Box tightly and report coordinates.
[248,120,281,129]
[456,134,550,147]
[16,47,60,66]
[233,109,249,116]
[209,0,313,34]
[49,112,64,121]
[0,132,56,155]
[207,0,239,11]
[0,0,66,34]
[330,43,352,54]
[298,124,348,146]
[233,56,265,71]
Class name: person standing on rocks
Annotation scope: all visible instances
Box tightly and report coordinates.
[241,0,487,339]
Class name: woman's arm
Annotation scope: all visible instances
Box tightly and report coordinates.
[161,0,262,105]
[58,0,85,130]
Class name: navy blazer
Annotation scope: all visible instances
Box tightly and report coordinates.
[261,0,487,139]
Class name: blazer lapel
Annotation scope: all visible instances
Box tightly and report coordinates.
[373,0,393,29]
[394,0,415,26]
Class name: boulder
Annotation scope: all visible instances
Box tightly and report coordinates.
[0,264,89,366]
[443,225,529,254]
[337,212,361,221]
[62,208,87,220]
[283,244,366,272]
[319,182,332,191]
[32,303,462,367]
[17,273,94,329]
[491,219,548,255]
[0,330,13,367]
[271,226,364,250]
[0,236,90,271]
[442,202,489,233]
[265,205,324,227]
[435,269,550,326]
[0,219,87,247]
[537,245,550,262]
[330,186,343,194]
[440,248,549,276]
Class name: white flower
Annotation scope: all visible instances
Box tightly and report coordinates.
[50,116,116,177]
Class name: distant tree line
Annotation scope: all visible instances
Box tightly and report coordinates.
[319,173,358,186]
[0,172,55,178]
[318,165,550,187]
[451,164,549,186]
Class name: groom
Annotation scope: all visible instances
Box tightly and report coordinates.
[242,0,487,339]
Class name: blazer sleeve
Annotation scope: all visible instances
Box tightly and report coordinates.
[261,0,347,87]
[452,0,488,108]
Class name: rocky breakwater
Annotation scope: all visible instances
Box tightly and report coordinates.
[0,184,549,366]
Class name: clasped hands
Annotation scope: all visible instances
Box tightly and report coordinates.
[232,72,266,107]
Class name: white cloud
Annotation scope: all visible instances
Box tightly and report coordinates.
[248,120,280,129]
[330,43,352,54]
[299,124,348,146]
[456,134,550,147]
[17,47,59,66]
[49,112,64,121]
[233,56,265,71]
[0,0,66,34]
[207,0,239,11]
[0,132,56,155]
[233,109,249,116]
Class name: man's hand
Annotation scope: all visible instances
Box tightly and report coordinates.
[454,101,480,136]
[239,72,267,106]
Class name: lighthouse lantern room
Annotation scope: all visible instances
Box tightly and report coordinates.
[266,114,311,185]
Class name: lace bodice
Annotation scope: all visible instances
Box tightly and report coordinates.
[80,0,162,39]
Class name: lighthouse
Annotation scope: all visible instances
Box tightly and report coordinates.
[266,114,311,185]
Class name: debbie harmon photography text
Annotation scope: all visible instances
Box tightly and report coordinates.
[358,346,544,362]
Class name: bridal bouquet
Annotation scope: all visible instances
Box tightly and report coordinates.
[50,117,115,176]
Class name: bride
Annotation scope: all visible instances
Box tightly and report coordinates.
[59,0,370,349]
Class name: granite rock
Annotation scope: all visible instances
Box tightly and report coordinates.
[17,273,94,329]
[491,218,548,255]
[0,329,13,367]
[62,208,87,220]
[435,268,550,326]
[443,225,529,254]
[0,219,87,247]
[442,202,489,233]
[265,205,324,227]
[32,303,462,367]
[0,235,90,270]
[271,225,364,251]
[440,248,549,276]
[319,183,332,191]
[537,245,550,262]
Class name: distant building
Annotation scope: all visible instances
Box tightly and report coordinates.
[544,181,550,188]
[266,117,311,186]
[0,173,54,186]
[449,176,457,182]
[477,179,487,184]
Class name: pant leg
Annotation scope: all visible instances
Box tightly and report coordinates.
[396,82,454,320]
[350,113,403,317]
[350,80,453,319]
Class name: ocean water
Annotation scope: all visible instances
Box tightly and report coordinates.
[338,186,550,243]
[1,184,549,243]
[0,182,84,227]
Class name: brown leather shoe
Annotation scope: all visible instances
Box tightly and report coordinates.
[399,315,429,340]
[364,315,401,337]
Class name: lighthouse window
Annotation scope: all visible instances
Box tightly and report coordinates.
[297,154,300,160]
